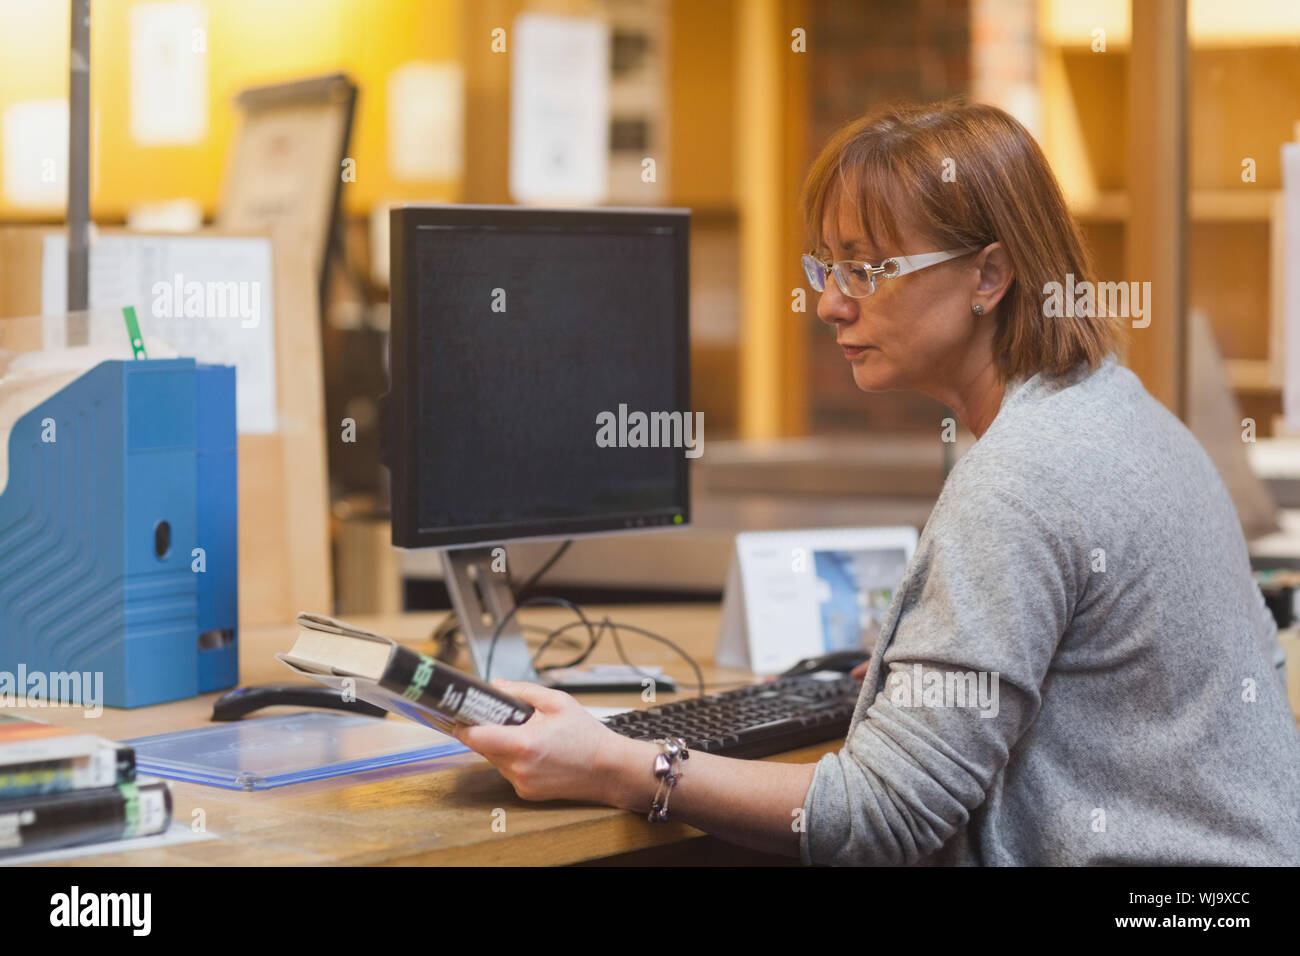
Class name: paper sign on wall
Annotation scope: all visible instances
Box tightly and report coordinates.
[387,61,463,182]
[129,1,209,145]
[1,100,68,208]
[509,13,609,205]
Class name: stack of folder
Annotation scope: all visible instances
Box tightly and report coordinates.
[0,714,172,857]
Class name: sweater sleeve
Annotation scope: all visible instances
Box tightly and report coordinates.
[799,481,1078,865]
[1251,579,1288,693]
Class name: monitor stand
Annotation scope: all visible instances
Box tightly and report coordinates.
[441,547,539,682]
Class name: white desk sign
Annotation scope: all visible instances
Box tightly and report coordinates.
[716,527,918,675]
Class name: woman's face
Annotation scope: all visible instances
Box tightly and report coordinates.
[815,199,987,396]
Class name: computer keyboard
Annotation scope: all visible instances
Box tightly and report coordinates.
[602,672,862,759]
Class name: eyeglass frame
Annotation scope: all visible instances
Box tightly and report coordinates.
[802,246,981,298]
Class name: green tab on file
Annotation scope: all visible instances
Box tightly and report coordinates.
[122,306,147,359]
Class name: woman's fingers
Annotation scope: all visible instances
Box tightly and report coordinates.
[850,661,869,681]
[490,677,575,712]
[455,719,526,755]
[443,674,634,805]
[453,679,581,757]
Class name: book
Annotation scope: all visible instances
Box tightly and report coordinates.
[0,714,135,800]
[276,613,535,736]
[0,778,172,856]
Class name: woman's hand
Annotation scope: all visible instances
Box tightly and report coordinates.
[851,660,869,681]
[450,679,632,806]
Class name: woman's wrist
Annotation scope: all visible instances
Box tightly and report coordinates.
[596,733,662,812]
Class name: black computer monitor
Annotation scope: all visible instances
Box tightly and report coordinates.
[386,204,692,680]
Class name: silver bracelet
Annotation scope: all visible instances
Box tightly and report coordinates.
[647,736,689,823]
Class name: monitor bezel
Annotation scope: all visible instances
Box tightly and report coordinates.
[388,203,692,550]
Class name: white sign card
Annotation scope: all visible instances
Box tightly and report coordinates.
[716,527,918,675]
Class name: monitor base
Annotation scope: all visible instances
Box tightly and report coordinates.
[441,547,539,683]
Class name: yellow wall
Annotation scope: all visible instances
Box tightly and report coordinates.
[667,0,735,210]
[0,0,461,220]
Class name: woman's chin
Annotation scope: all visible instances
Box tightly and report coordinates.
[850,359,899,393]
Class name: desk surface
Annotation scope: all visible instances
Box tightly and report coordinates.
[27,606,837,866]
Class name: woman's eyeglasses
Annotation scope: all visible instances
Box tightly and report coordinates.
[801,247,979,298]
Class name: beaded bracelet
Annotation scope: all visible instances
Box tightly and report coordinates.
[647,736,689,823]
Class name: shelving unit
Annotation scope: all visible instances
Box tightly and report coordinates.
[1038,0,1300,431]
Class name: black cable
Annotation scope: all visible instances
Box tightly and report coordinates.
[600,619,706,698]
[521,623,585,652]
[528,615,708,698]
[531,619,604,670]
[595,620,756,693]
[428,554,733,699]
[484,595,596,682]
[588,617,671,687]
[511,540,572,598]
[447,624,586,654]
[429,539,573,661]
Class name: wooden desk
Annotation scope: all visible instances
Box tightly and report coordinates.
[28,606,838,866]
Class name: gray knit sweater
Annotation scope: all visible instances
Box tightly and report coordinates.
[799,354,1300,865]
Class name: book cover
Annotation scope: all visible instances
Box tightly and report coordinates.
[0,715,136,800]
[277,613,535,736]
[0,778,172,855]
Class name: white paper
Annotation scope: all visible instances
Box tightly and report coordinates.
[1283,143,1300,430]
[129,1,208,145]
[509,13,609,205]
[1,99,68,208]
[387,61,463,181]
[41,233,278,433]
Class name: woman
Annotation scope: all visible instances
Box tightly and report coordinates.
[453,100,1300,865]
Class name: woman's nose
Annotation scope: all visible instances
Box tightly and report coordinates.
[816,280,856,326]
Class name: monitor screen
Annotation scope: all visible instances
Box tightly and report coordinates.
[388,206,691,548]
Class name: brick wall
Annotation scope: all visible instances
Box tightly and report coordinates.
[803,0,971,434]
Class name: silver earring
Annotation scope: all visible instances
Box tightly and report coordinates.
[972,304,984,316]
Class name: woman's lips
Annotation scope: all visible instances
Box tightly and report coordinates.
[841,344,873,359]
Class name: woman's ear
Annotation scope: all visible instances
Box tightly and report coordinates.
[972,242,1014,315]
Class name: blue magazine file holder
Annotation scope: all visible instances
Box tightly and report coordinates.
[0,358,238,708]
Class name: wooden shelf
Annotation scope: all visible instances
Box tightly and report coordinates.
[1191,190,1281,221]
[1227,359,1282,394]
[1069,192,1130,222]
[1042,0,1300,50]
[1070,190,1280,222]
[1041,0,1297,434]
